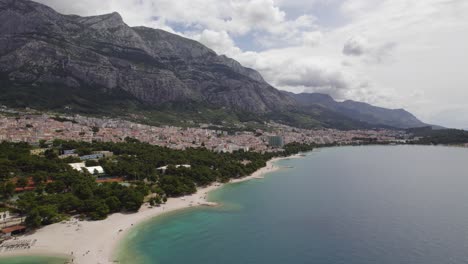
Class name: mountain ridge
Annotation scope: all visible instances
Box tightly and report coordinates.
[0,0,429,129]
[287,92,427,129]
[0,0,293,113]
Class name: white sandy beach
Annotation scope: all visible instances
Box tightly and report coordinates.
[0,155,302,264]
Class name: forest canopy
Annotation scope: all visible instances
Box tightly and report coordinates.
[0,140,314,228]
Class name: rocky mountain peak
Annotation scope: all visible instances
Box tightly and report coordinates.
[0,0,294,114]
[77,12,125,29]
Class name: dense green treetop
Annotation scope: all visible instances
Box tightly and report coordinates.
[0,139,314,228]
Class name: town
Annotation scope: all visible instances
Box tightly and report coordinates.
[0,111,411,153]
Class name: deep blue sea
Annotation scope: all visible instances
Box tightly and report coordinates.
[118,145,468,264]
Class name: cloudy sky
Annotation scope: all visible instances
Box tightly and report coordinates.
[37,0,468,128]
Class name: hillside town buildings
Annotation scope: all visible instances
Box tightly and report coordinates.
[0,113,410,152]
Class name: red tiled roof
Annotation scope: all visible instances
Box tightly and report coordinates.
[12,178,54,192]
[96,178,124,183]
[1,225,26,234]
[15,186,36,192]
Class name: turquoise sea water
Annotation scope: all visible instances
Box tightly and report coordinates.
[118,145,468,264]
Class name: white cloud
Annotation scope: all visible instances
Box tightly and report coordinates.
[192,30,242,57]
[342,36,368,56]
[228,0,286,34]
[231,47,363,100]
[340,0,381,18]
[370,42,397,64]
[302,31,323,46]
[343,36,398,64]
[36,0,312,36]
[429,105,468,129]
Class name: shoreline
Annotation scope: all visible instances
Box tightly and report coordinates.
[0,154,304,264]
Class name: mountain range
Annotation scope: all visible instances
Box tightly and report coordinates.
[286,92,427,129]
[0,0,428,129]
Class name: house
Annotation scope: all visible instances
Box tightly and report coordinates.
[63,149,76,155]
[214,144,249,153]
[29,148,47,156]
[0,209,24,229]
[0,209,11,222]
[59,153,79,159]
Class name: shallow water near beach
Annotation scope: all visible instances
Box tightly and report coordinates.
[118,145,468,264]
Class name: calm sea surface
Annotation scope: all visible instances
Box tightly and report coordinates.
[118,145,468,264]
[4,146,468,264]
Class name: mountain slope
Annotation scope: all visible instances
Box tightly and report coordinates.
[0,0,293,114]
[288,92,427,129]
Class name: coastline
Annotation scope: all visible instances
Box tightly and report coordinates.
[0,154,303,264]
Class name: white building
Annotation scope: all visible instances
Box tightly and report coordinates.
[69,162,104,175]
[69,162,86,171]
[83,166,105,175]
[157,164,191,173]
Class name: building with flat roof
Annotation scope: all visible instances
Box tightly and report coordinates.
[157,164,191,174]
[83,166,105,175]
[69,163,104,175]
[30,148,47,156]
[63,149,76,155]
[268,136,284,148]
[69,162,86,171]
[80,153,104,160]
